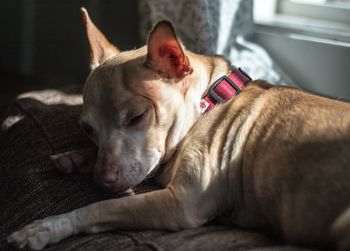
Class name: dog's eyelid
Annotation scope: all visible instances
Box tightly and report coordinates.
[125,110,148,128]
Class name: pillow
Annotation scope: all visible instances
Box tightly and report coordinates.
[0,89,312,251]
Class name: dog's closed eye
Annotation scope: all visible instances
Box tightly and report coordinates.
[126,111,147,127]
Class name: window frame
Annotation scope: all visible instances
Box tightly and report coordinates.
[253,0,350,44]
[278,0,350,24]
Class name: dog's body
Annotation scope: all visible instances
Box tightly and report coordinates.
[8,8,350,250]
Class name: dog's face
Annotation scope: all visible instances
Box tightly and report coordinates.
[80,9,194,192]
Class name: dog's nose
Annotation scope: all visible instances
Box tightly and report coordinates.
[102,169,118,184]
[95,149,122,189]
[94,168,119,188]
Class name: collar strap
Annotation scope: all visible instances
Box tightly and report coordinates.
[200,68,252,113]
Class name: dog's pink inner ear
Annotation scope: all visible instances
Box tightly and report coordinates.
[146,21,193,79]
[81,7,119,69]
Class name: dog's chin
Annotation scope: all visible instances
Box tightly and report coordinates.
[103,173,149,194]
[101,156,162,193]
[101,181,135,194]
[104,184,132,194]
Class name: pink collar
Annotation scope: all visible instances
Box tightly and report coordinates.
[200,68,252,113]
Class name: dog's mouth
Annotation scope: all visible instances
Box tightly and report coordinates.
[101,182,132,193]
[99,182,135,195]
[100,167,162,193]
[98,168,152,193]
[96,149,163,193]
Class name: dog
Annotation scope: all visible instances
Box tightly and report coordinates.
[8,7,350,250]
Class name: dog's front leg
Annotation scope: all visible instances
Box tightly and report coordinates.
[8,187,193,250]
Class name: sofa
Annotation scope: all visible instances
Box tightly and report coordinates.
[0,88,315,251]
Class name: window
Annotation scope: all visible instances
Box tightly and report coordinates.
[279,0,350,24]
[254,0,350,43]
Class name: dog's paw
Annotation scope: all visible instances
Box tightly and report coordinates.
[51,150,86,173]
[50,147,97,174]
[7,215,74,250]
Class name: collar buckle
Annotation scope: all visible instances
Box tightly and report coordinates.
[201,67,252,114]
[208,75,241,104]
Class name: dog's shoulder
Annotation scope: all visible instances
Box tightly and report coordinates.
[249,80,273,90]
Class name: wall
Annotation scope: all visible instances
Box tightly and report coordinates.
[0,0,140,85]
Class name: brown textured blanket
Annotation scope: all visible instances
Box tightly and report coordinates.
[0,89,315,251]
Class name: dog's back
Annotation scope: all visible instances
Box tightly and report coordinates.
[240,83,350,248]
[177,81,350,249]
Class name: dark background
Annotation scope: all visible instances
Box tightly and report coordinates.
[0,0,140,115]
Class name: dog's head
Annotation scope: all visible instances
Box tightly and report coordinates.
[79,8,202,192]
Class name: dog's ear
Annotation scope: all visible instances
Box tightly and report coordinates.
[81,7,119,69]
[145,21,193,79]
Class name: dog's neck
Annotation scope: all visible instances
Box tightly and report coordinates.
[205,56,235,93]
[162,54,233,163]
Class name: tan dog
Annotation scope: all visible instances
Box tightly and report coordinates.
[8,8,350,250]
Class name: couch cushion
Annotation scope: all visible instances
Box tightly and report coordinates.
[0,89,315,251]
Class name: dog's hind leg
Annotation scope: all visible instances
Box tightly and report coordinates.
[329,206,350,251]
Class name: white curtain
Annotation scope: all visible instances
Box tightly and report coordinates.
[138,0,293,85]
